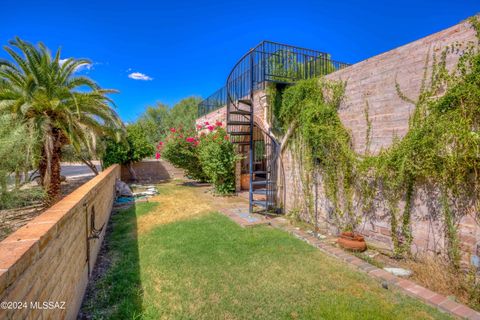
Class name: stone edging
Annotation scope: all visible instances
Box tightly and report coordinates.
[267,219,480,320]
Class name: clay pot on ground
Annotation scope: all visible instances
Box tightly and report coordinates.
[240,174,250,190]
[337,231,367,252]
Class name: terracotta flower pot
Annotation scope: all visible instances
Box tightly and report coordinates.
[337,231,367,252]
[240,174,250,190]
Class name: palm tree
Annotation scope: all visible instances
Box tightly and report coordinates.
[0,37,124,202]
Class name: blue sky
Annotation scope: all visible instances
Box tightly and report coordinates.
[1,0,478,121]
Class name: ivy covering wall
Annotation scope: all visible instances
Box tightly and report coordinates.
[273,17,480,268]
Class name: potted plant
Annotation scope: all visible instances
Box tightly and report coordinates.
[240,173,250,190]
[337,229,367,252]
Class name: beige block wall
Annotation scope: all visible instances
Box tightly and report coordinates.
[0,165,120,320]
[121,159,185,182]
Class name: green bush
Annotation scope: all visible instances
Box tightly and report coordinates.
[159,124,238,194]
[197,127,238,194]
[102,123,155,168]
[159,128,208,182]
[0,187,46,210]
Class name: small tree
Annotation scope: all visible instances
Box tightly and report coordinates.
[0,115,39,193]
[102,123,154,180]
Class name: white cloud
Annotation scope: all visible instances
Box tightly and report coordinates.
[128,72,153,81]
[59,58,93,72]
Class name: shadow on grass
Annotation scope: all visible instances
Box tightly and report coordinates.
[179,181,210,188]
[79,201,156,319]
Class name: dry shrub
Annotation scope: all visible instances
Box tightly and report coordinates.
[406,254,480,310]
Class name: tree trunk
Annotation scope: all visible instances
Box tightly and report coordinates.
[0,172,7,195]
[81,158,99,175]
[14,170,21,189]
[127,163,138,182]
[39,128,66,204]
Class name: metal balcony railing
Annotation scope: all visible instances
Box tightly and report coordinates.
[198,40,350,117]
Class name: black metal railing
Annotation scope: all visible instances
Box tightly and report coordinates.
[198,40,350,214]
[198,86,227,117]
[198,40,350,117]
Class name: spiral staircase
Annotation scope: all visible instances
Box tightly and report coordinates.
[199,41,350,213]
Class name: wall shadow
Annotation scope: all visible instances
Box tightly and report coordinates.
[78,201,142,319]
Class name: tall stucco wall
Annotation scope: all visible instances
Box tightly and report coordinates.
[0,165,120,319]
[282,19,479,264]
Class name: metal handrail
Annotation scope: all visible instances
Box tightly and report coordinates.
[198,41,350,117]
[198,41,351,213]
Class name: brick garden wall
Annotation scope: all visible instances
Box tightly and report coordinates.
[0,165,120,319]
[121,159,185,183]
[281,19,480,264]
[196,105,227,128]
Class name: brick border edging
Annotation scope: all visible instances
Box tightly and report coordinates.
[268,219,480,320]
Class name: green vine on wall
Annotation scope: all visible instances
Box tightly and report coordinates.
[364,100,372,155]
[271,16,480,266]
[276,77,358,231]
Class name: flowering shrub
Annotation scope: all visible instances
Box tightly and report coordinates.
[158,121,238,194]
[158,128,208,182]
[197,124,238,194]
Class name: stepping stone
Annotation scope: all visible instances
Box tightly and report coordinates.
[384,267,413,277]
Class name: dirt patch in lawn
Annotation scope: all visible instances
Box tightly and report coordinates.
[137,181,248,233]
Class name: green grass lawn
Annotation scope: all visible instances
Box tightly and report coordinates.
[81,183,451,320]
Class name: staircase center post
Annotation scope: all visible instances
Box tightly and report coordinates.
[248,51,255,214]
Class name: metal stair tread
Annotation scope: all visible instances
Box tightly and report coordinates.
[229,110,252,115]
[228,132,251,136]
[227,121,251,126]
[252,189,275,195]
[252,200,274,208]
[252,180,272,186]
[238,99,252,106]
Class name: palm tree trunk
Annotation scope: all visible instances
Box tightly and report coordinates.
[39,132,53,191]
[39,128,65,203]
